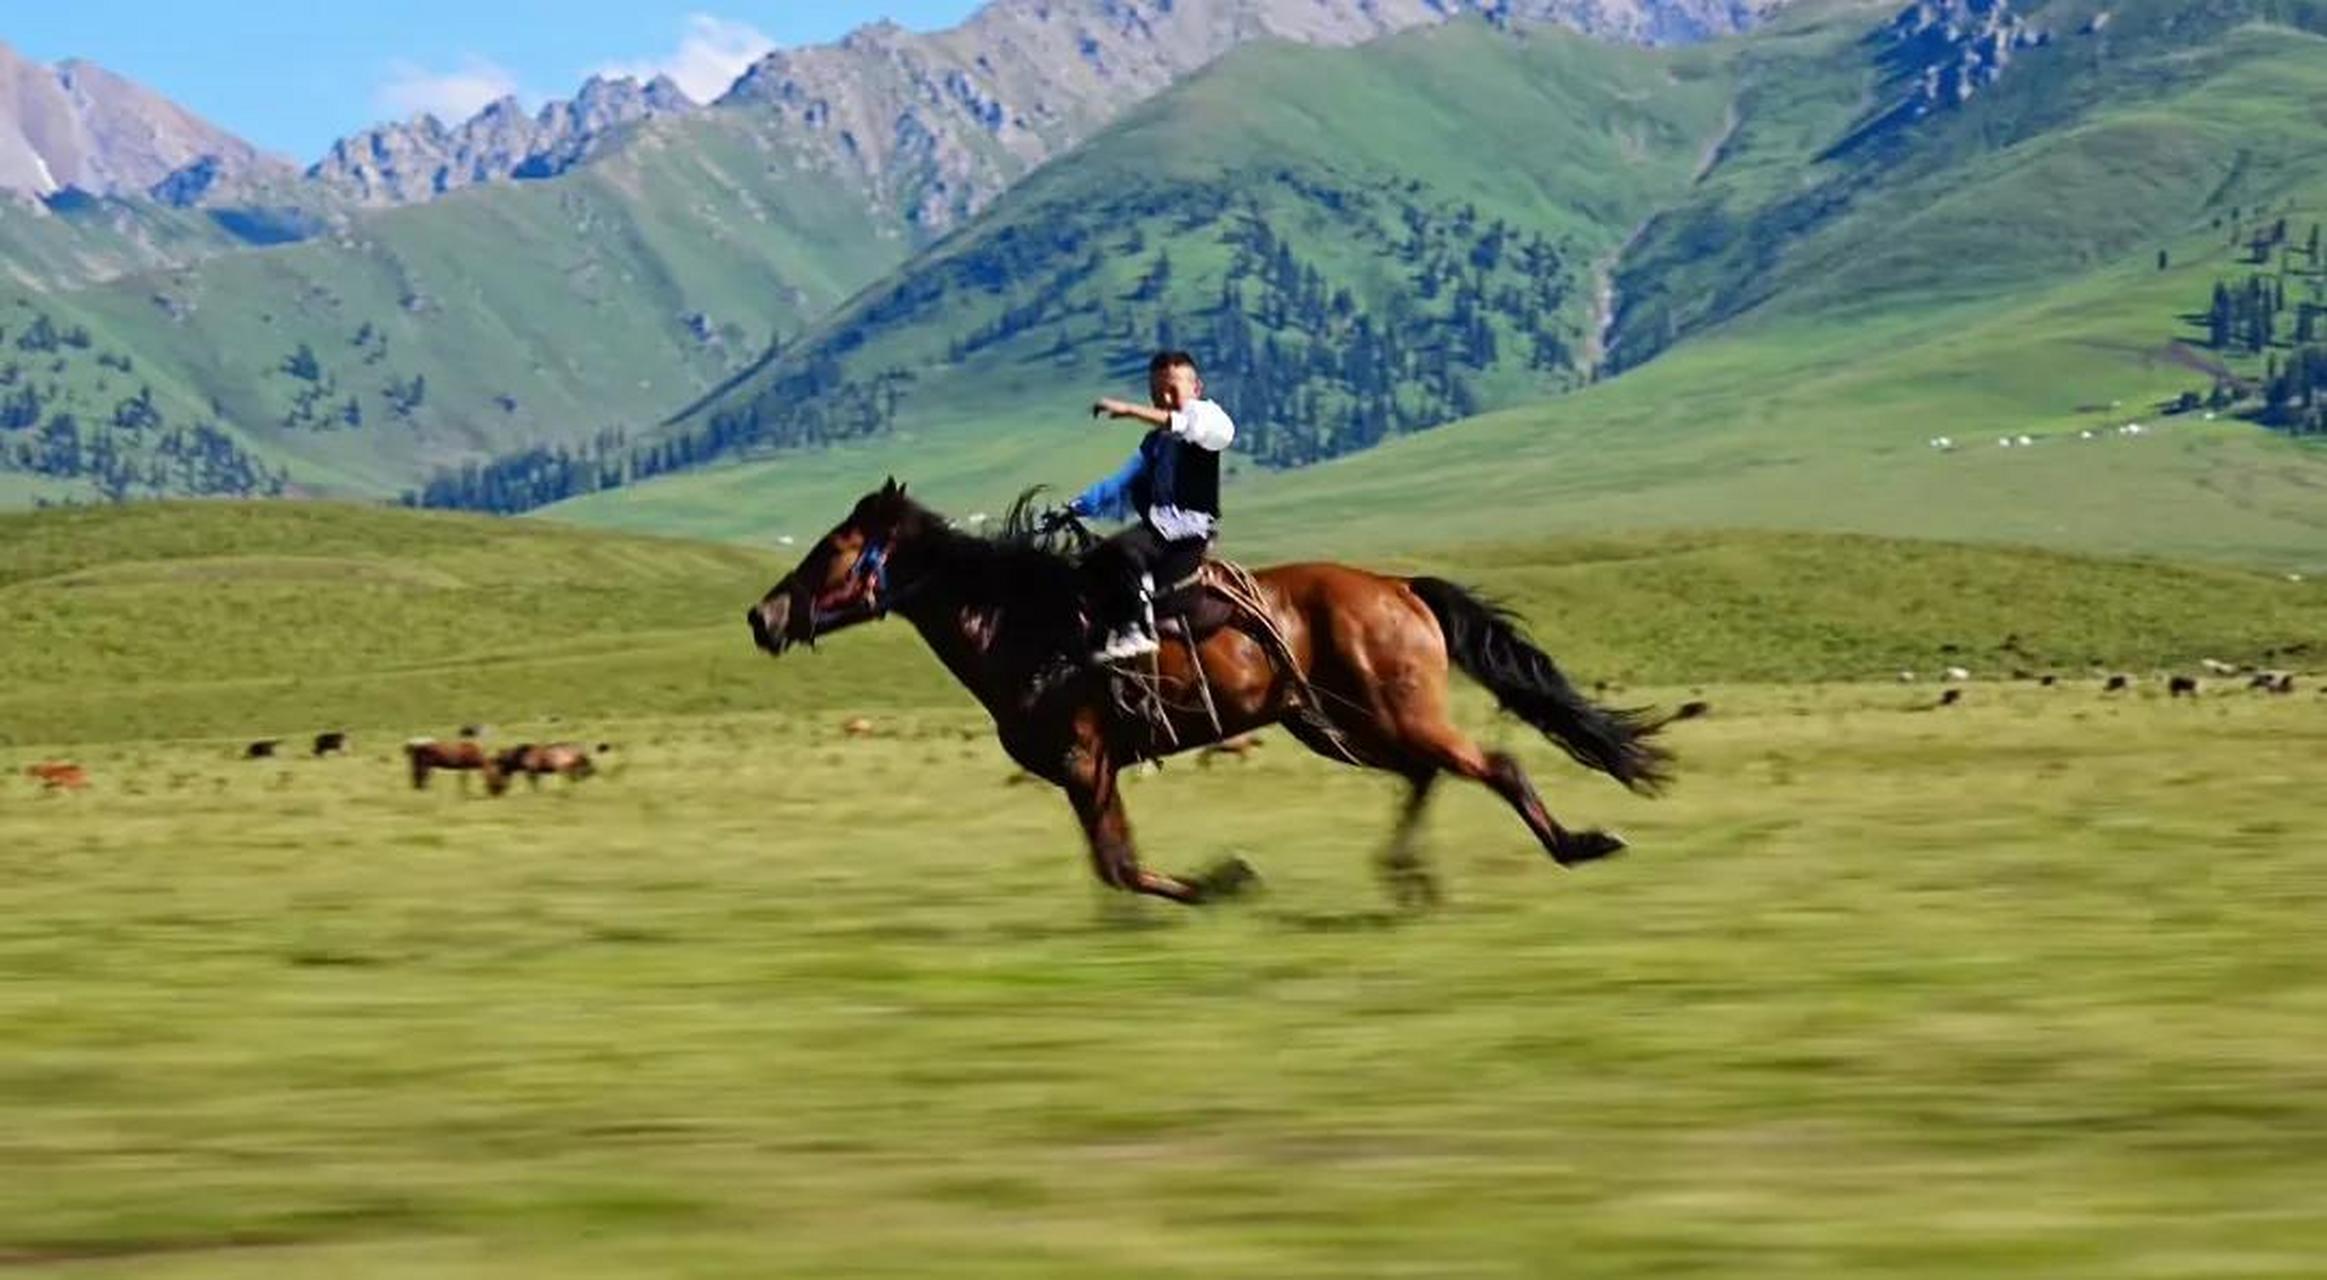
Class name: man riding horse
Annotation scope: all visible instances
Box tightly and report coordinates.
[1055,349,1235,664]
[744,352,1669,906]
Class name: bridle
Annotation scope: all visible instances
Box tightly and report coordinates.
[803,533,921,641]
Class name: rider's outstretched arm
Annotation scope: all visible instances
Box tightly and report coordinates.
[1068,449,1146,520]
[1092,397,1172,428]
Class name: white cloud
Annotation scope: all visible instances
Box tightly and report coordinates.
[597,13,776,104]
[375,56,524,125]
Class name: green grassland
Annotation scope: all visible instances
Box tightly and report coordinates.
[5,503,2326,1274]
[5,650,2325,1270]
[4,503,2322,746]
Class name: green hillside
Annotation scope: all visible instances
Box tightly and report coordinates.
[548,0,2327,569]
[1606,0,2327,363]
[5,501,2320,746]
[0,195,257,292]
[0,112,911,504]
[420,19,1752,512]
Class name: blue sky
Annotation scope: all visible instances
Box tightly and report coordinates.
[6,2,982,164]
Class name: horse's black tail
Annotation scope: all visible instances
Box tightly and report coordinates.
[1409,577,1672,795]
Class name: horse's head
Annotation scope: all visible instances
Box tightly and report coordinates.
[748,477,933,655]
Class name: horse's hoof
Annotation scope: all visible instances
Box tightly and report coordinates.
[1556,830,1628,867]
[1194,856,1261,902]
[1382,865,1442,912]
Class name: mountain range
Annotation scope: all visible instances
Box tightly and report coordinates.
[0,0,1789,504]
[0,0,2323,570]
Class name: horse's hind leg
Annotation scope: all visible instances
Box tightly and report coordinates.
[1379,774,1443,909]
[1404,717,1624,867]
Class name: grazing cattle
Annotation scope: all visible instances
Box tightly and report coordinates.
[1937,689,1963,707]
[1943,666,1972,683]
[489,742,596,794]
[405,738,498,791]
[2103,675,2131,693]
[2248,671,2283,691]
[2200,658,2239,676]
[312,731,349,757]
[458,724,486,739]
[1198,734,1265,766]
[1897,670,1918,683]
[2169,676,2199,698]
[595,742,616,754]
[1669,701,1714,723]
[2271,673,2297,695]
[2039,675,2059,688]
[244,739,280,760]
[25,761,88,791]
[843,717,876,738]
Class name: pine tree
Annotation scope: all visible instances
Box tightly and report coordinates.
[283,342,321,382]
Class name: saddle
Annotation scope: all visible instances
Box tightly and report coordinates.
[1153,561,1240,644]
[1107,558,1359,765]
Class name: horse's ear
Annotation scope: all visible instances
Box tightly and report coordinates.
[880,475,899,496]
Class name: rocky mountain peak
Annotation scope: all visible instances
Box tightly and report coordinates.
[307,74,697,205]
[1883,0,2049,119]
[715,0,1791,234]
[0,42,289,206]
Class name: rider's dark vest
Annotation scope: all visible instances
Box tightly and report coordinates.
[1130,429,1221,525]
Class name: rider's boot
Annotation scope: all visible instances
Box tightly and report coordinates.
[1095,573,1161,663]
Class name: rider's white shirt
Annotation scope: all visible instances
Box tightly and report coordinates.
[1152,399,1235,541]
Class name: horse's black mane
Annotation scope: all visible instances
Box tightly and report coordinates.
[902,487,1090,634]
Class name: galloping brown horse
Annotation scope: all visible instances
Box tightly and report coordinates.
[746,481,1670,905]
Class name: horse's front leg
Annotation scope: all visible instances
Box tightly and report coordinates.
[1061,739,1206,905]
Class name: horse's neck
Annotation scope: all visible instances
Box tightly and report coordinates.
[899,590,1022,713]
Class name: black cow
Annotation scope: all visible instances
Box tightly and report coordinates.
[312,731,349,757]
[244,739,280,759]
[2169,676,2199,698]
